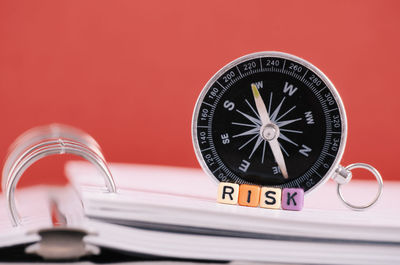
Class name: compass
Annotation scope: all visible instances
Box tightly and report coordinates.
[192,51,349,194]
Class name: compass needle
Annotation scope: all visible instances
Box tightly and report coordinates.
[251,84,272,124]
[269,139,289,179]
[250,83,289,179]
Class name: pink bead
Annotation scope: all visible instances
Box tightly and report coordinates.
[282,188,304,211]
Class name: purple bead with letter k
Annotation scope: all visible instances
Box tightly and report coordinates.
[282,188,304,211]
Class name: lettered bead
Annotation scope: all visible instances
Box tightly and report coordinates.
[238,184,261,207]
[217,182,239,205]
[281,188,304,211]
[259,187,282,209]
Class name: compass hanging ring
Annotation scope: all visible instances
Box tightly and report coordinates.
[333,163,383,210]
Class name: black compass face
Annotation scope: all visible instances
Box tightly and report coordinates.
[193,53,345,192]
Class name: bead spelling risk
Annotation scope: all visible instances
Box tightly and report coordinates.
[217,182,304,211]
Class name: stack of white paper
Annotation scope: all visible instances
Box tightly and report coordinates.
[63,161,400,264]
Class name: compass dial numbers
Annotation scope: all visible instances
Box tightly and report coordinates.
[194,53,345,192]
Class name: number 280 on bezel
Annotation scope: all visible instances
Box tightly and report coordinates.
[192,51,347,193]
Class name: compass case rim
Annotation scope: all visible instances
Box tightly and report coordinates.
[191,51,347,195]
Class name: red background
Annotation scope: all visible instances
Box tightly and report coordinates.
[0,0,399,188]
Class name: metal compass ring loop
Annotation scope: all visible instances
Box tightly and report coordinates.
[337,163,383,211]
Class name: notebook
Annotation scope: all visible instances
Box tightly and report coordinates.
[1,161,399,264]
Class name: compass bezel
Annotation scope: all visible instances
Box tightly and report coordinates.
[192,51,347,194]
